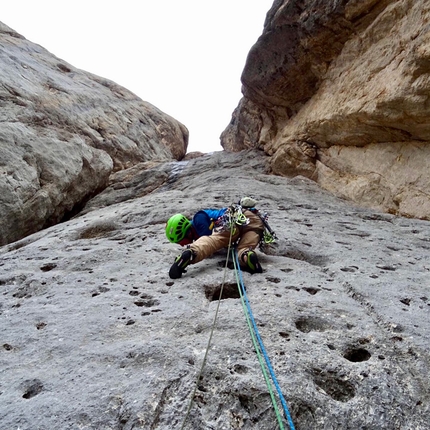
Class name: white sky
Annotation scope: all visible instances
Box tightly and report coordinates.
[3,1,273,153]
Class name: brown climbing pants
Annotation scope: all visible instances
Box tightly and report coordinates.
[189,210,264,267]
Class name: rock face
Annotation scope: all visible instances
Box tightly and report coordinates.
[0,22,188,246]
[221,0,430,220]
[1,150,429,429]
[1,11,429,429]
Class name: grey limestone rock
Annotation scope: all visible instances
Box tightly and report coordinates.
[0,22,188,246]
[1,150,429,429]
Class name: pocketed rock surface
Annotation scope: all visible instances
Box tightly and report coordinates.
[1,150,429,429]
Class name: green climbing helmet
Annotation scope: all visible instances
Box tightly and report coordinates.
[165,214,191,243]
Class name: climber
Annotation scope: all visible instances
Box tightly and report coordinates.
[165,197,265,279]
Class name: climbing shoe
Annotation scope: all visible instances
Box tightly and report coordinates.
[169,249,194,279]
[242,250,263,274]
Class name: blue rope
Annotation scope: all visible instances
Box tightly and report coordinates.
[233,249,296,430]
[233,251,285,428]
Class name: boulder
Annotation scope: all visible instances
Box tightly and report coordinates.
[221,0,430,220]
[0,22,188,246]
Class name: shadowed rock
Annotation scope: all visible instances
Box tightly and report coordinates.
[0,22,188,246]
[221,0,430,220]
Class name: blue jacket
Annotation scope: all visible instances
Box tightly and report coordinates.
[191,208,227,237]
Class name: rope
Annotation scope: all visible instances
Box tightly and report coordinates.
[180,216,236,429]
[232,251,285,429]
[233,248,296,430]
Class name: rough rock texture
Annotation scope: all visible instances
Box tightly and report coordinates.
[0,22,188,246]
[220,0,430,220]
[1,150,429,429]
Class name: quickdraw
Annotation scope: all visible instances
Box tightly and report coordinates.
[259,211,277,243]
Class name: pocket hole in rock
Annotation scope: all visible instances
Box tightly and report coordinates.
[312,369,355,402]
[204,283,241,301]
[22,379,44,399]
[295,316,332,333]
[343,347,371,362]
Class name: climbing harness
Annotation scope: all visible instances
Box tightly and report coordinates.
[233,248,295,430]
[213,204,249,234]
[213,203,277,249]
